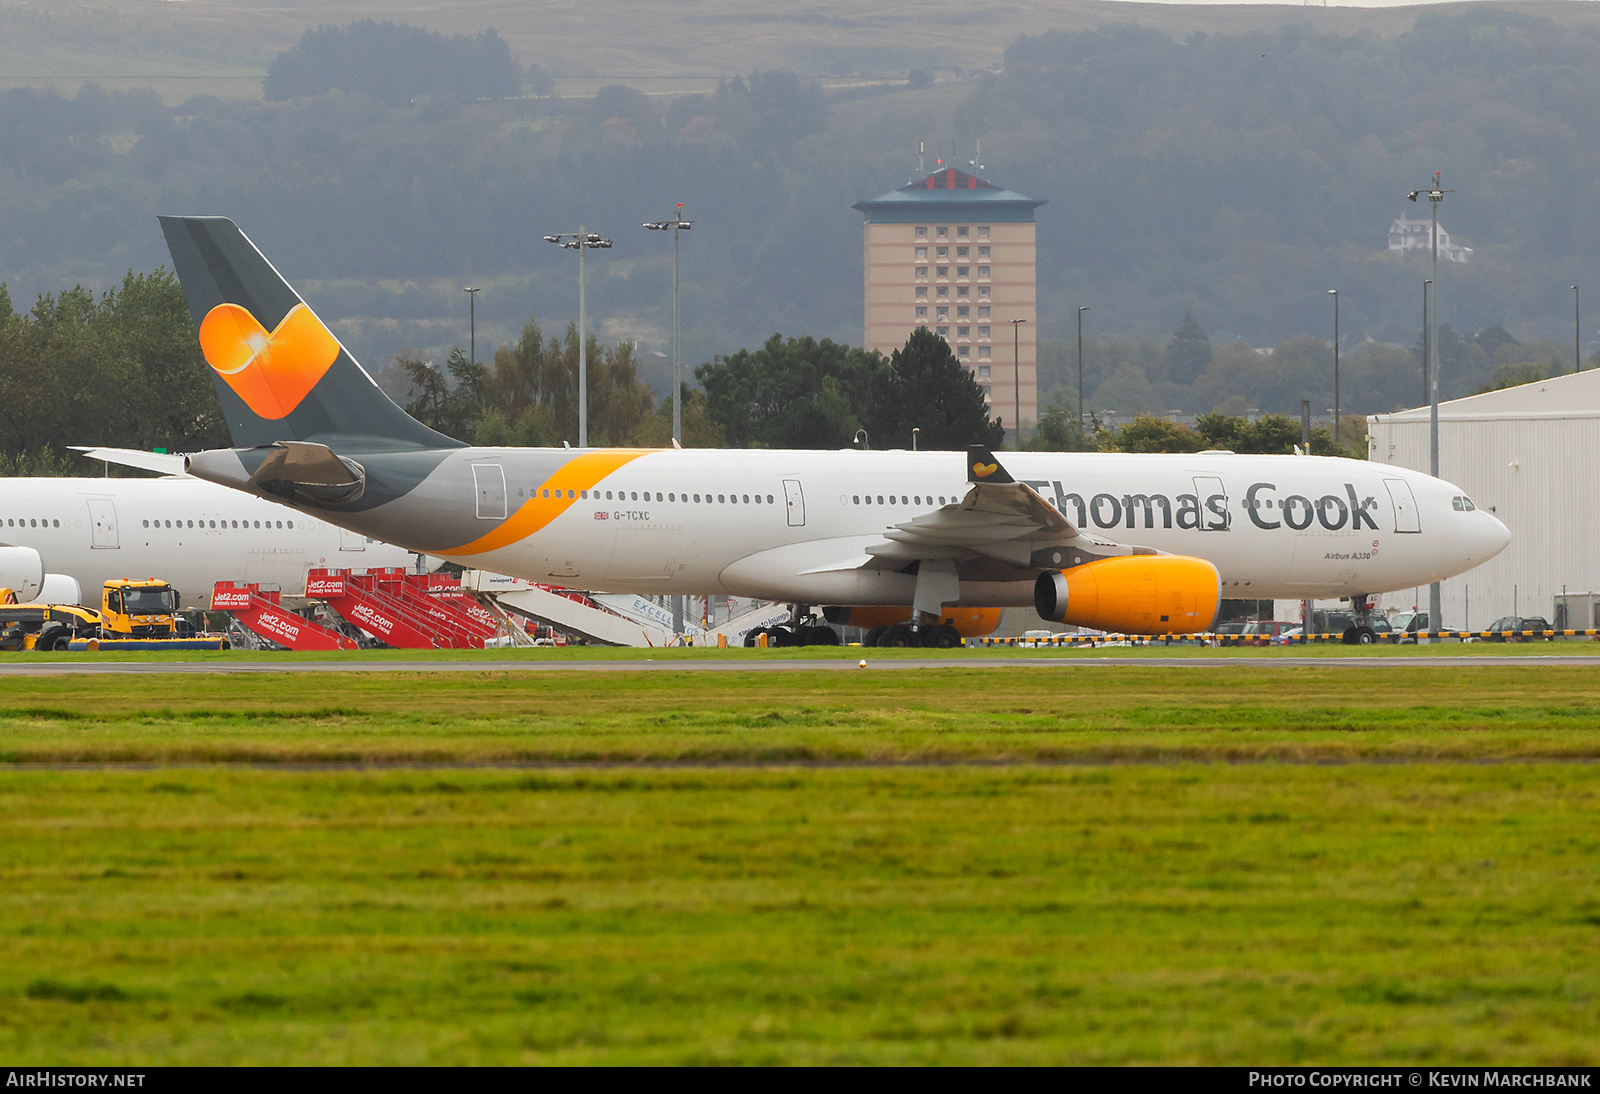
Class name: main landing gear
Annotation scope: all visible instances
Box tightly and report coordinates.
[861,622,961,649]
[742,605,841,647]
[744,623,840,647]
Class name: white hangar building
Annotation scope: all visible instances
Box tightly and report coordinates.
[1367,370,1600,630]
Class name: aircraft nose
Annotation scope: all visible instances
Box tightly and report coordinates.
[1478,511,1511,560]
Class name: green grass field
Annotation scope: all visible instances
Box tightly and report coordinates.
[2,661,1597,1063]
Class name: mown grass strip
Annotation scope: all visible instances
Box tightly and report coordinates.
[0,764,1595,1064]
[2,666,1600,764]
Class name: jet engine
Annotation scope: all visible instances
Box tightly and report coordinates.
[822,605,1003,638]
[1034,555,1221,635]
[0,545,45,603]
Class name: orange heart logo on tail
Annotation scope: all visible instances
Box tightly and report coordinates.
[198,302,341,420]
[972,461,998,478]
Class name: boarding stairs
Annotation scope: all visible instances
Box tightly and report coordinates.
[458,571,670,647]
[303,568,501,649]
[210,582,358,651]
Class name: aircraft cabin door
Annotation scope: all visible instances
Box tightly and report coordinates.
[339,526,365,552]
[87,498,119,549]
[1192,476,1229,531]
[473,464,507,520]
[783,479,806,527]
[1384,478,1421,533]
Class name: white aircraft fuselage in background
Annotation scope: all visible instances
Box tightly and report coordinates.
[0,476,418,608]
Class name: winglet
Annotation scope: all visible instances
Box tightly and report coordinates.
[966,444,1015,484]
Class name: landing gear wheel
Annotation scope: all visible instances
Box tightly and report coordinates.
[767,627,793,648]
[884,624,917,648]
[862,625,887,648]
[1355,626,1377,645]
[923,624,961,649]
[803,625,839,646]
[744,628,765,648]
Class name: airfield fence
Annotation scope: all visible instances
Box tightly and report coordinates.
[972,628,1600,648]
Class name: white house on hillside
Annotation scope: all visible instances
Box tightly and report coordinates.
[1388,215,1472,262]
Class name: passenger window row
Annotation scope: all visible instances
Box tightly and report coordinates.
[3,518,59,528]
[851,495,951,506]
[521,488,778,505]
[141,519,293,529]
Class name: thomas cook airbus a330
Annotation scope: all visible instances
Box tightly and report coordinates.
[156,216,1510,646]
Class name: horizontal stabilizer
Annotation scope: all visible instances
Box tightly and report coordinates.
[70,446,190,477]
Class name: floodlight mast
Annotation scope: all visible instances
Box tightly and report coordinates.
[1407,173,1452,640]
[643,205,694,444]
[544,228,613,447]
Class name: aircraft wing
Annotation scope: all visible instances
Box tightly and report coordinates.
[864,445,1126,573]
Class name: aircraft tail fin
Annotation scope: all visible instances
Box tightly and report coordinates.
[159,216,463,452]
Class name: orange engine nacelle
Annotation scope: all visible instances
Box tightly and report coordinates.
[822,605,1004,639]
[1034,555,1221,635]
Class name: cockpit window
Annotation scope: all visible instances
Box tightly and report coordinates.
[1452,496,1464,511]
[1462,496,1476,511]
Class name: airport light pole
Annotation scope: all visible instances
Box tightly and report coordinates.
[544,228,613,448]
[911,426,920,451]
[463,287,480,368]
[1422,280,1431,406]
[1574,286,1581,374]
[1328,289,1339,448]
[643,208,694,641]
[643,205,694,443]
[1011,318,1026,445]
[1077,306,1090,428]
[1408,175,1451,639]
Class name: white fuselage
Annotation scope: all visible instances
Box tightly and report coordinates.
[0,476,418,608]
[435,449,1510,604]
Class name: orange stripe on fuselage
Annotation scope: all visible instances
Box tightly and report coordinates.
[445,449,650,555]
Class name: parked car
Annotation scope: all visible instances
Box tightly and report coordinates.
[1485,616,1554,642]
[1274,613,1393,645]
[1216,620,1289,646]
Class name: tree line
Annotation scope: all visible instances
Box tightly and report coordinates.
[1037,310,1582,422]
[5,263,1578,478]
[263,21,545,105]
[0,270,225,476]
[391,322,1003,452]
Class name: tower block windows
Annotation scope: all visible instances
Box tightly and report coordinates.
[855,167,1044,430]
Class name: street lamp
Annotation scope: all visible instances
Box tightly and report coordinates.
[1407,174,1452,641]
[463,287,480,368]
[543,227,613,448]
[1328,289,1339,448]
[643,205,694,443]
[1010,318,1027,444]
[1077,306,1090,427]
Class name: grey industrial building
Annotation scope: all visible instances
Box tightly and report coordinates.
[1367,370,1600,630]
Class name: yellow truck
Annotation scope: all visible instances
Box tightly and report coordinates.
[0,578,227,651]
